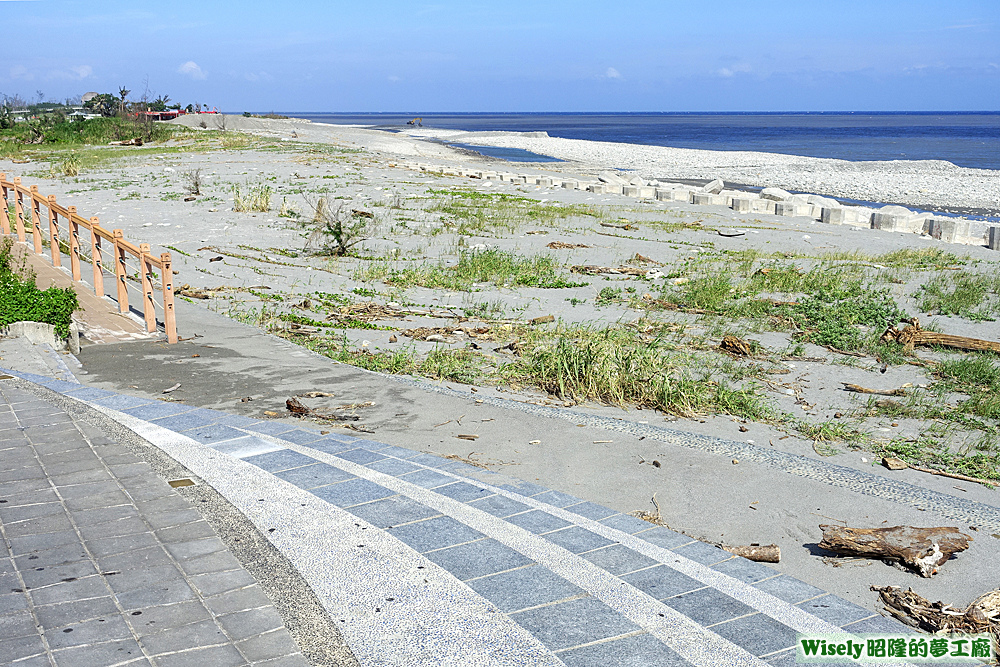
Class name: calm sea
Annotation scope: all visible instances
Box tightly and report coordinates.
[285,112,1000,171]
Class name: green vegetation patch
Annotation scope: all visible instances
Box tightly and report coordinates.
[0,238,78,337]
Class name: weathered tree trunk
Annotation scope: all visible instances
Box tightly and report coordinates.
[819,525,972,577]
[882,319,1000,353]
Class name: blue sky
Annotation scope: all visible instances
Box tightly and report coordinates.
[2,0,998,112]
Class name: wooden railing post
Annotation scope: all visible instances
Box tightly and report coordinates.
[139,243,156,333]
[29,186,43,255]
[13,177,25,242]
[160,252,177,343]
[67,206,81,281]
[0,173,9,236]
[89,217,104,298]
[113,230,129,314]
[47,195,60,267]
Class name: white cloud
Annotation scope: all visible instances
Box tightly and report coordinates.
[178,61,207,80]
[605,67,621,79]
[9,64,33,80]
[716,63,751,78]
[70,65,93,79]
[388,75,400,82]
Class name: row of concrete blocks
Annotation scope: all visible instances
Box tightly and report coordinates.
[411,163,999,249]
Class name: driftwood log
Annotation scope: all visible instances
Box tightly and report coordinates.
[873,585,1000,646]
[819,525,972,577]
[719,335,755,357]
[721,544,780,563]
[882,319,1000,354]
[842,383,906,396]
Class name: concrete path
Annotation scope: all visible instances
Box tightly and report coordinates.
[0,376,310,666]
[2,366,927,667]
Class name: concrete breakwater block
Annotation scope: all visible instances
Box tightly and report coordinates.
[701,178,724,194]
[561,179,579,189]
[598,171,628,185]
[989,226,1000,250]
[587,183,605,193]
[822,207,846,224]
[0,320,79,354]
[774,201,799,216]
[638,186,656,198]
[761,187,792,201]
[752,199,776,214]
[731,198,752,213]
[536,177,553,187]
[622,185,640,197]
[691,192,713,205]
[872,205,919,232]
[930,218,972,244]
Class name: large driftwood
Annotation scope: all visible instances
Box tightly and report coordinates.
[819,525,972,577]
[882,319,1000,354]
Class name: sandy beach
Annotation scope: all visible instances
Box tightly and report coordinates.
[3,114,1000,610]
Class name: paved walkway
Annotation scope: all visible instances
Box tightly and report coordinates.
[0,377,309,666]
[3,366,928,667]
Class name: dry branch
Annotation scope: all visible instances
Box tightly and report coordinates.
[882,319,1000,354]
[873,585,999,646]
[819,525,972,577]
[842,383,907,396]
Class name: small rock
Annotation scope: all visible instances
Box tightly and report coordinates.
[882,457,908,470]
[530,314,555,325]
[388,335,398,343]
[702,179,724,194]
[732,459,739,465]
[426,334,450,343]
[529,440,541,445]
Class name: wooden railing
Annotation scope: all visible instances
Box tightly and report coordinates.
[0,173,177,343]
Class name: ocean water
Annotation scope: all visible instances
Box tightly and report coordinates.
[287,112,1000,171]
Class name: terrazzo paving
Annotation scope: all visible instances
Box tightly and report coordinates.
[2,366,941,667]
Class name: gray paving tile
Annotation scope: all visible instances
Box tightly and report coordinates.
[672,539,733,566]
[532,489,584,508]
[370,444,420,459]
[122,402,195,421]
[176,550,243,577]
[364,457,421,477]
[92,394,155,411]
[423,538,533,581]
[544,526,616,554]
[20,561,98,589]
[0,609,37,638]
[34,596,120,631]
[564,501,618,521]
[621,565,704,601]
[598,513,658,534]
[98,545,174,572]
[150,411,219,432]
[44,614,133,649]
[276,429,325,446]
[8,529,80,557]
[432,480,492,503]
[153,643,246,666]
[155,520,218,544]
[752,575,826,605]
[842,614,915,634]
[662,586,755,626]
[24,575,111,606]
[69,504,139,527]
[467,494,530,518]
[140,618,228,655]
[126,600,213,636]
[0,634,47,662]
[397,468,454,489]
[63,386,122,402]
[244,449,318,473]
[0,486,57,508]
[3,512,74,538]
[580,544,660,576]
[333,447,386,465]
[505,509,573,535]
[797,594,875,626]
[236,627,301,663]
[182,424,246,445]
[274,463,354,490]
[217,606,285,641]
[164,537,226,561]
[256,654,309,667]
[50,637,147,667]
[302,437,357,455]
[204,585,272,617]
[190,569,257,597]
[388,516,484,552]
[511,596,641,652]
[243,421,299,437]
[466,565,585,613]
[311,478,395,507]
[0,592,28,614]
[51,468,116,488]
[212,413,259,429]
[711,613,798,657]
[77,517,150,541]
[558,632,693,666]
[143,508,203,531]
[346,495,441,529]
[105,564,185,594]
[711,556,779,584]
[13,542,89,568]
[0,500,66,523]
